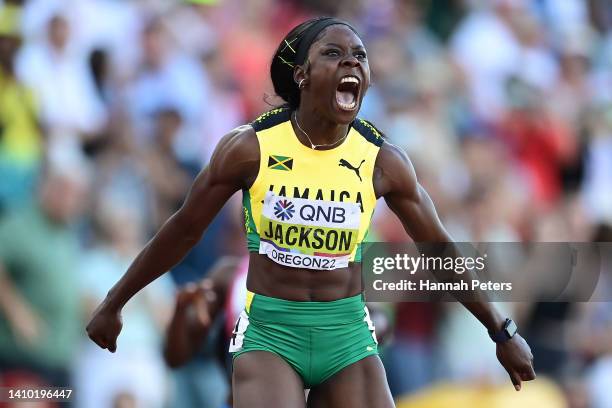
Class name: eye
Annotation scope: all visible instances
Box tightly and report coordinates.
[324,49,340,57]
[355,52,367,60]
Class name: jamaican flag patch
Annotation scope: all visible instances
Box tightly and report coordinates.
[268,155,293,171]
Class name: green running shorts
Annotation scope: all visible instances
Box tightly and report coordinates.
[229,291,378,388]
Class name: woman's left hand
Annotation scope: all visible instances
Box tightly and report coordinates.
[496,333,536,390]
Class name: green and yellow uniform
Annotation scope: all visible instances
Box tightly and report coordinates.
[231,108,384,387]
[243,107,382,268]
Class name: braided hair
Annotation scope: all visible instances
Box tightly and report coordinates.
[270,17,359,110]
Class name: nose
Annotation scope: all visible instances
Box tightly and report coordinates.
[341,55,359,67]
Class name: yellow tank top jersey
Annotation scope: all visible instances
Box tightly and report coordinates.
[243,108,384,270]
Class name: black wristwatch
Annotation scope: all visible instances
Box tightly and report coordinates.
[489,318,518,343]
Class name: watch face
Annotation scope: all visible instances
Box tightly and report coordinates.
[505,320,518,338]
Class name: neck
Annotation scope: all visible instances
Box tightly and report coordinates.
[293,107,350,149]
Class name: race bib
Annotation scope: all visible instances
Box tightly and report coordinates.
[259,191,361,270]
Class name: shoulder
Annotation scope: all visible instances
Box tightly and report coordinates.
[373,141,418,198]
[207,125,259,188]
[351,117,385,147]
[377,141,412,167]
[210,125,258,163]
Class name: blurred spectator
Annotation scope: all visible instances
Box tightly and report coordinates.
[548,33,593,125]
[570,224,612,408]
[17,13,107,141]
[0,157,89,388]
[450,0,523,122]
[73,200,173,408]
[215,0,278,118]
[164,257,247,408]
[165,1,219,59]
[126,16,211,163]
[0,2,42,213]
[91,114,153,233]
[198,48,245,162]
[497,78,576,207]
[582,105,612,224]
[142,108,192,229]
[382,301,441,396]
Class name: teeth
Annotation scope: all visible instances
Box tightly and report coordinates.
[340,76,359,84]
[337,76,359,111]
[338,100,357,110]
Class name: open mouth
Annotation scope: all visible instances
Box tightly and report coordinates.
[335,75,360,111]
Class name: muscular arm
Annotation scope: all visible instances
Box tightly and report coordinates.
[374,143,503,331]
[374,142,535,389]
[87,126,259,352]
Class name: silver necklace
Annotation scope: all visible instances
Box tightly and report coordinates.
[293,112,349,150]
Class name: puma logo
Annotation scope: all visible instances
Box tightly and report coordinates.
[339,159,365,182]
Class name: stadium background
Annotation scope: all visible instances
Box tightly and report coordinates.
[0,0,611,406]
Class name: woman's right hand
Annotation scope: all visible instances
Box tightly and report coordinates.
[86,300,123,353]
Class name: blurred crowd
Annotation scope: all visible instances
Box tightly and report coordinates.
[0,0,611,407]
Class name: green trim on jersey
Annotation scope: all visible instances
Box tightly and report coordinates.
[242,189,259,251]
[251,107,291,132]
[352,118,385,147]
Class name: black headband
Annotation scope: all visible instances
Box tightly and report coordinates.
[294,17,355,66]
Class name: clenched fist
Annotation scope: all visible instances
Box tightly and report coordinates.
[497,333,536,390]
[86,301,123,353]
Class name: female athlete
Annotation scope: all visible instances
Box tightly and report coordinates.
[87,17,536,408]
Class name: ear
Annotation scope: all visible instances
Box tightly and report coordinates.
[293,65,307,86]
